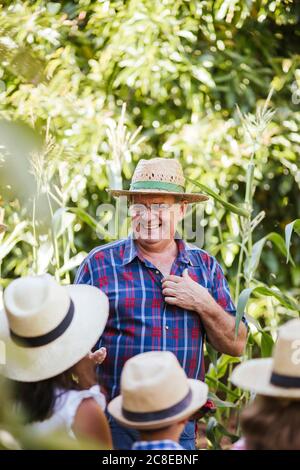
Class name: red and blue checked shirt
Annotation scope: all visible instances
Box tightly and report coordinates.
[132,439,184,450]
[75,235,245,401]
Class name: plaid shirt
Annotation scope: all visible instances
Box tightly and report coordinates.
[75,235,244,401]
[132,440,184,450]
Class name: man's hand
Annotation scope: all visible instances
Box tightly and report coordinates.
[71,348,107,389]
[88,347,107,365]
[162,268,247,356]
[162,269,214,312]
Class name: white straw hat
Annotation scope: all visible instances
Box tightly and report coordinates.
[0,275,109,382]
[108,351,208,430]
[231,319,300,399]
[107,158,209,203]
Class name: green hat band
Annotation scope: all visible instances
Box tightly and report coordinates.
[130,180,184,192]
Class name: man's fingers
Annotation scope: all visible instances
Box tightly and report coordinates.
[162,275,182,283]
[92,347,106,356]
[162,288,177,296]
[89,347,107,364]
[164,296,178,305]
[94,351,106,360]
[161,280,178,289]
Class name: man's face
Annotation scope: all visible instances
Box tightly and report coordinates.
[129,194,187,243]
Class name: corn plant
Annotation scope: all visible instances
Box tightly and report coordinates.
[189,89,300,448]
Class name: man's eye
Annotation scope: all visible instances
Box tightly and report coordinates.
[158,204,172,211]
[129,205,144,215]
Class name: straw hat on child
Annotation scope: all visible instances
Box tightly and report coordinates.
[0,274,109,382]
[231,319,300,399]
[107,158,209,203]
[108,351,208,430]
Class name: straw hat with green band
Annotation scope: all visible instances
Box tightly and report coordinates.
[107,157,209,203]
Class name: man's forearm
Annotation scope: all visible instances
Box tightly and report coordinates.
[195,297,247,356]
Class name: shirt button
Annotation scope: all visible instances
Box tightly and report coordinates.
[165,325,169,330]
[155,270,159,274]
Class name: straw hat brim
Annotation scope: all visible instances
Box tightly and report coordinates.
[107,379,208,430]
[0,284,109,382]
[231,358,300,399]
[106,189,209,203]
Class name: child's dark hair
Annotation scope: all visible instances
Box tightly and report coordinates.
[241,395,300,450]
[10,370,80,423]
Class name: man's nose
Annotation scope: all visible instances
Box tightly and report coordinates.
[141,208,158,222]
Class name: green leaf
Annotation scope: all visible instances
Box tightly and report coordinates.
[192,66,215,88]
[206,417,221,450]
[67,207,111,240]
[36,242,53,274]
[68,207,97,230]
[206,417,238,449]
[205,376,240,399]
[186,178,250,217]
[47,2,61,15]
[56,252,86,276]
[256,286,299,310]
[285,219,300,263]
[216,354,241,380]
[206,342,218,368]
[245,232,294,280]
[235,287,252,336]
[0,221,29,261]
[236,285,299,336]
[260,331,275,358]
[207,391,236,408]
[177,30,197,43]
[52,208,76,239]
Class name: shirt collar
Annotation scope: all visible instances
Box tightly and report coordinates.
[122,233,192,266]
[122,233,139,265]
[176,237,193,265]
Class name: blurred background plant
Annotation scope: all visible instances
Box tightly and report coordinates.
[0,0,299,450]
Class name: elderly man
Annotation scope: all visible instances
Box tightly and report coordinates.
[75,158,247,450]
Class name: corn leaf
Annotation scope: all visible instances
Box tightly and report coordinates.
[285,219,300,263]
[186,178,250,217]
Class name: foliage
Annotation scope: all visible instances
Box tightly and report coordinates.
[0,0,299,449]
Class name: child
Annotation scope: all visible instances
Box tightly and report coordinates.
[0,274,112,449]
[231,318,300,450]
[108,350,208,450]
